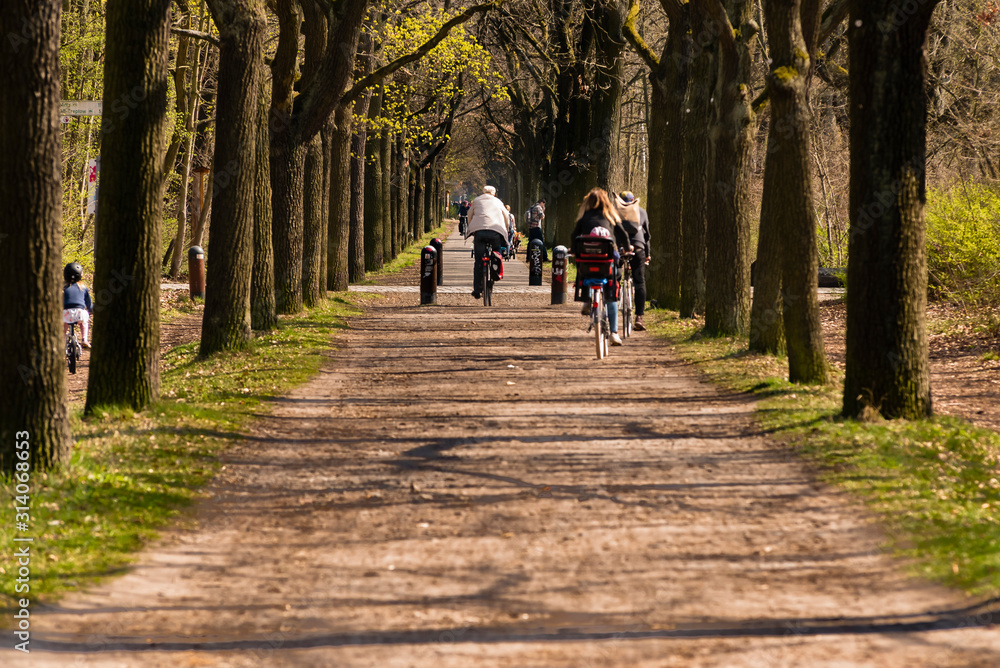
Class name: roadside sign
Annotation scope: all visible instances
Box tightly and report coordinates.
[60,100,103,117]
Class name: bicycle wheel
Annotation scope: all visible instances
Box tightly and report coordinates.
[67,334,78,374]
[484,276,492,306]
[622,277,634,339]
[593,288,606,359]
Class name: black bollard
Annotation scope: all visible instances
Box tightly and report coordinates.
[188,246,205,300]
[430,238,444,286]
[420,246,438,305]
[551,245,568,304]
[528,239,544,286]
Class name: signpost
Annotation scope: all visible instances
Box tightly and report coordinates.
[60,100,103,124]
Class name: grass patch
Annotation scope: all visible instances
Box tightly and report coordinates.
[358,222,452,283]
[1,296,361,611]
[648,309,1000,597]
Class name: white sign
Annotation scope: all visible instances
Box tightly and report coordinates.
[60,100,103,116]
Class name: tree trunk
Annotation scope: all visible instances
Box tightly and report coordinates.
[679,9,715,319]
[842,0,939,418]
[302,133,325,306]
[760,0,828,382]
[0,0,69,472]
[85,0,172,412]
[251,69,277,331]
[646,14,687,311]
[327,103,352,291]
[365,86,386,271]
[382,129,394,259]
[200,0,265,355]
[320,120,333,290]
[703,0,756,337]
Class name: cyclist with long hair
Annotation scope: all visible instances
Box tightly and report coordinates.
[570,188,632,346]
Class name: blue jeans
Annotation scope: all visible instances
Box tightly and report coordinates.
[607,300,619,334]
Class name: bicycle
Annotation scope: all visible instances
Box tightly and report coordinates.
[573,234,616,359]
[620,251,635,339]
[66,321,83,374]
[458,213,468,236]
[479,241,505,306]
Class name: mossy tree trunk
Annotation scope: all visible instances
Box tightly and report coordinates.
[251,69,278,331]
[761,0,828,382]
[843,0,940,418]
[200,0,266,355]
[85,0,172,412]
[0,0,69,472]
[302,133,325,306]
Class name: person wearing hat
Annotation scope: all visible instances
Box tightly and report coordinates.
[614,190,650,331]
[63,262,93,348]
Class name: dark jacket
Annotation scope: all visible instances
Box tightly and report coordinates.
[570,209,632,254]
[63,282,92,311]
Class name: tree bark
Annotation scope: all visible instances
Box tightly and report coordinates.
[328,103,352,291]
[381,128,393,259]
[842,0,939,418]
[251,67,277,331]
[0,0,69,472]
[199,0,266,355]
[703,0,756,337]
[85,0,172,412]
[365,85,386,270]
[758,0,828,382]
[302,133,325,306]
[679,3,716,319]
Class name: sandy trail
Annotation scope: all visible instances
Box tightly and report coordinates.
[10,234,999,667]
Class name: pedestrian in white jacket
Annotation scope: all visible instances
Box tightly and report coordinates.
[466,185,509,299]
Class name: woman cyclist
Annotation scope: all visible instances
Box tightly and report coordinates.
[570,188,632,346]
[63,262,93,349]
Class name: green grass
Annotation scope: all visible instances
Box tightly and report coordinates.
[357,222,452,284]
[648,309,1000,597]
[1,297,360,611]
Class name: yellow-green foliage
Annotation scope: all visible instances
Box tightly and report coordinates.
[926,182,1000,306]
[362,5,508,148]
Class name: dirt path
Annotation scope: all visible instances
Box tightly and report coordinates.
[13,238,1000,666]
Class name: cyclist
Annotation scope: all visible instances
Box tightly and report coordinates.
[63,262,93,349]
[458,197,471,235]
[526,198,547,261]
[570,188,632,346]
[615,190,651,331]
[465,185,509,299]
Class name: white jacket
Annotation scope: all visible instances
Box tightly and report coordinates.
[465,194,509,239]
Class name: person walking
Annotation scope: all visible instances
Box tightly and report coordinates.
[615,190,651,331]
[526,198,547,261]
[465,185,509,299]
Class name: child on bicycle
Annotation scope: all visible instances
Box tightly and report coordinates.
[570,188,632,346]
[63,262,93,349]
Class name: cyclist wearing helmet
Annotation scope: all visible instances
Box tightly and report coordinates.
[63,262,93,348]
[570,188,632,346]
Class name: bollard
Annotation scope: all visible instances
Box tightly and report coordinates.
[188,246,205,300]
[551,245,568,304]
[420,246,438,305]
[528,238,544,286]
[430,237,444,286]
